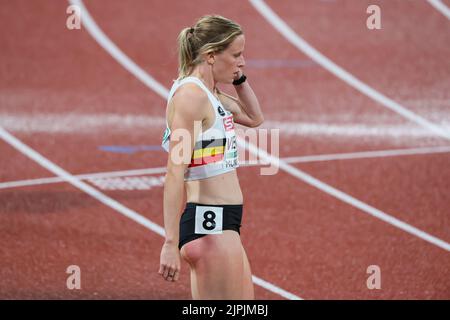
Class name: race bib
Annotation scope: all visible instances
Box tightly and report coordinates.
[195,206,223,234]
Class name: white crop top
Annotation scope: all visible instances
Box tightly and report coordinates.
[161,76,239,181]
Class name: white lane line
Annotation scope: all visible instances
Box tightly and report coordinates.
[0,176,65,189]
[248,0,450,141]
[428,0,450,20]
[0,126,165,237]
[262,120,450,138]
[2,145,450,190]
[0,113,165,134]
[4,112,450,139]
[242,140,450,252]
[252,277,300,300]
[0,167,167,190]
[45,0,303,301]
[282,145,450,163]
[69,0,169,99]
[0,125,302,301]
[73,0,450,254]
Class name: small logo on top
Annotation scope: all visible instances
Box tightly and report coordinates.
[217,106,226,116]
[223,116,234,131]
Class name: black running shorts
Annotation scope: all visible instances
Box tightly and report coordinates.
[178,202,243,250]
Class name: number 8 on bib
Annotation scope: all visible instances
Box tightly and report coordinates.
[194,206,223,234]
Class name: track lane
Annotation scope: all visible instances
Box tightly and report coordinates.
[81,0,450,298]
[1,0,448,300]
[294,153,450,243]
[0,182,190,299]
[262,0,450,131]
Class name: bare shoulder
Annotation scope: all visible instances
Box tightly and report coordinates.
[166,83,211,130]
[169,83,210,121]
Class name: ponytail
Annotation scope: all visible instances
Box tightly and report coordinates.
[177,15,243,79]
[177,27,197,78]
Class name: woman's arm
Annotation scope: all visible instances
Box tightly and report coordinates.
[159,85,209,281]
[217,74,264,128]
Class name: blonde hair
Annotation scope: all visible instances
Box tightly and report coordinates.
[177,15,243,78]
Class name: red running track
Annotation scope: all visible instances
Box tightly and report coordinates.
[0,0,449,299]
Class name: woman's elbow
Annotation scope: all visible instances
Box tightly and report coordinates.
[250,116,264,128]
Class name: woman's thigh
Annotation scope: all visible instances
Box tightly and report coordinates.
[180,230,249,299]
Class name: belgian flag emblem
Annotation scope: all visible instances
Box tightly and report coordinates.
[189,138,227,167]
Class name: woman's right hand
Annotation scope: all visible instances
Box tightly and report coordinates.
[158,241,181,282]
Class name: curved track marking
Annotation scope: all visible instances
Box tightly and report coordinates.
[0,127,165,237]
[69,0,450,254]
[248,0,450,141]
[0,167,167,190]
[3,112,450,138]
[0,124,301,301]
[2,145,450,190]
[9,1,303,301]
[70,0,168,99]
[428,0,450,20]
